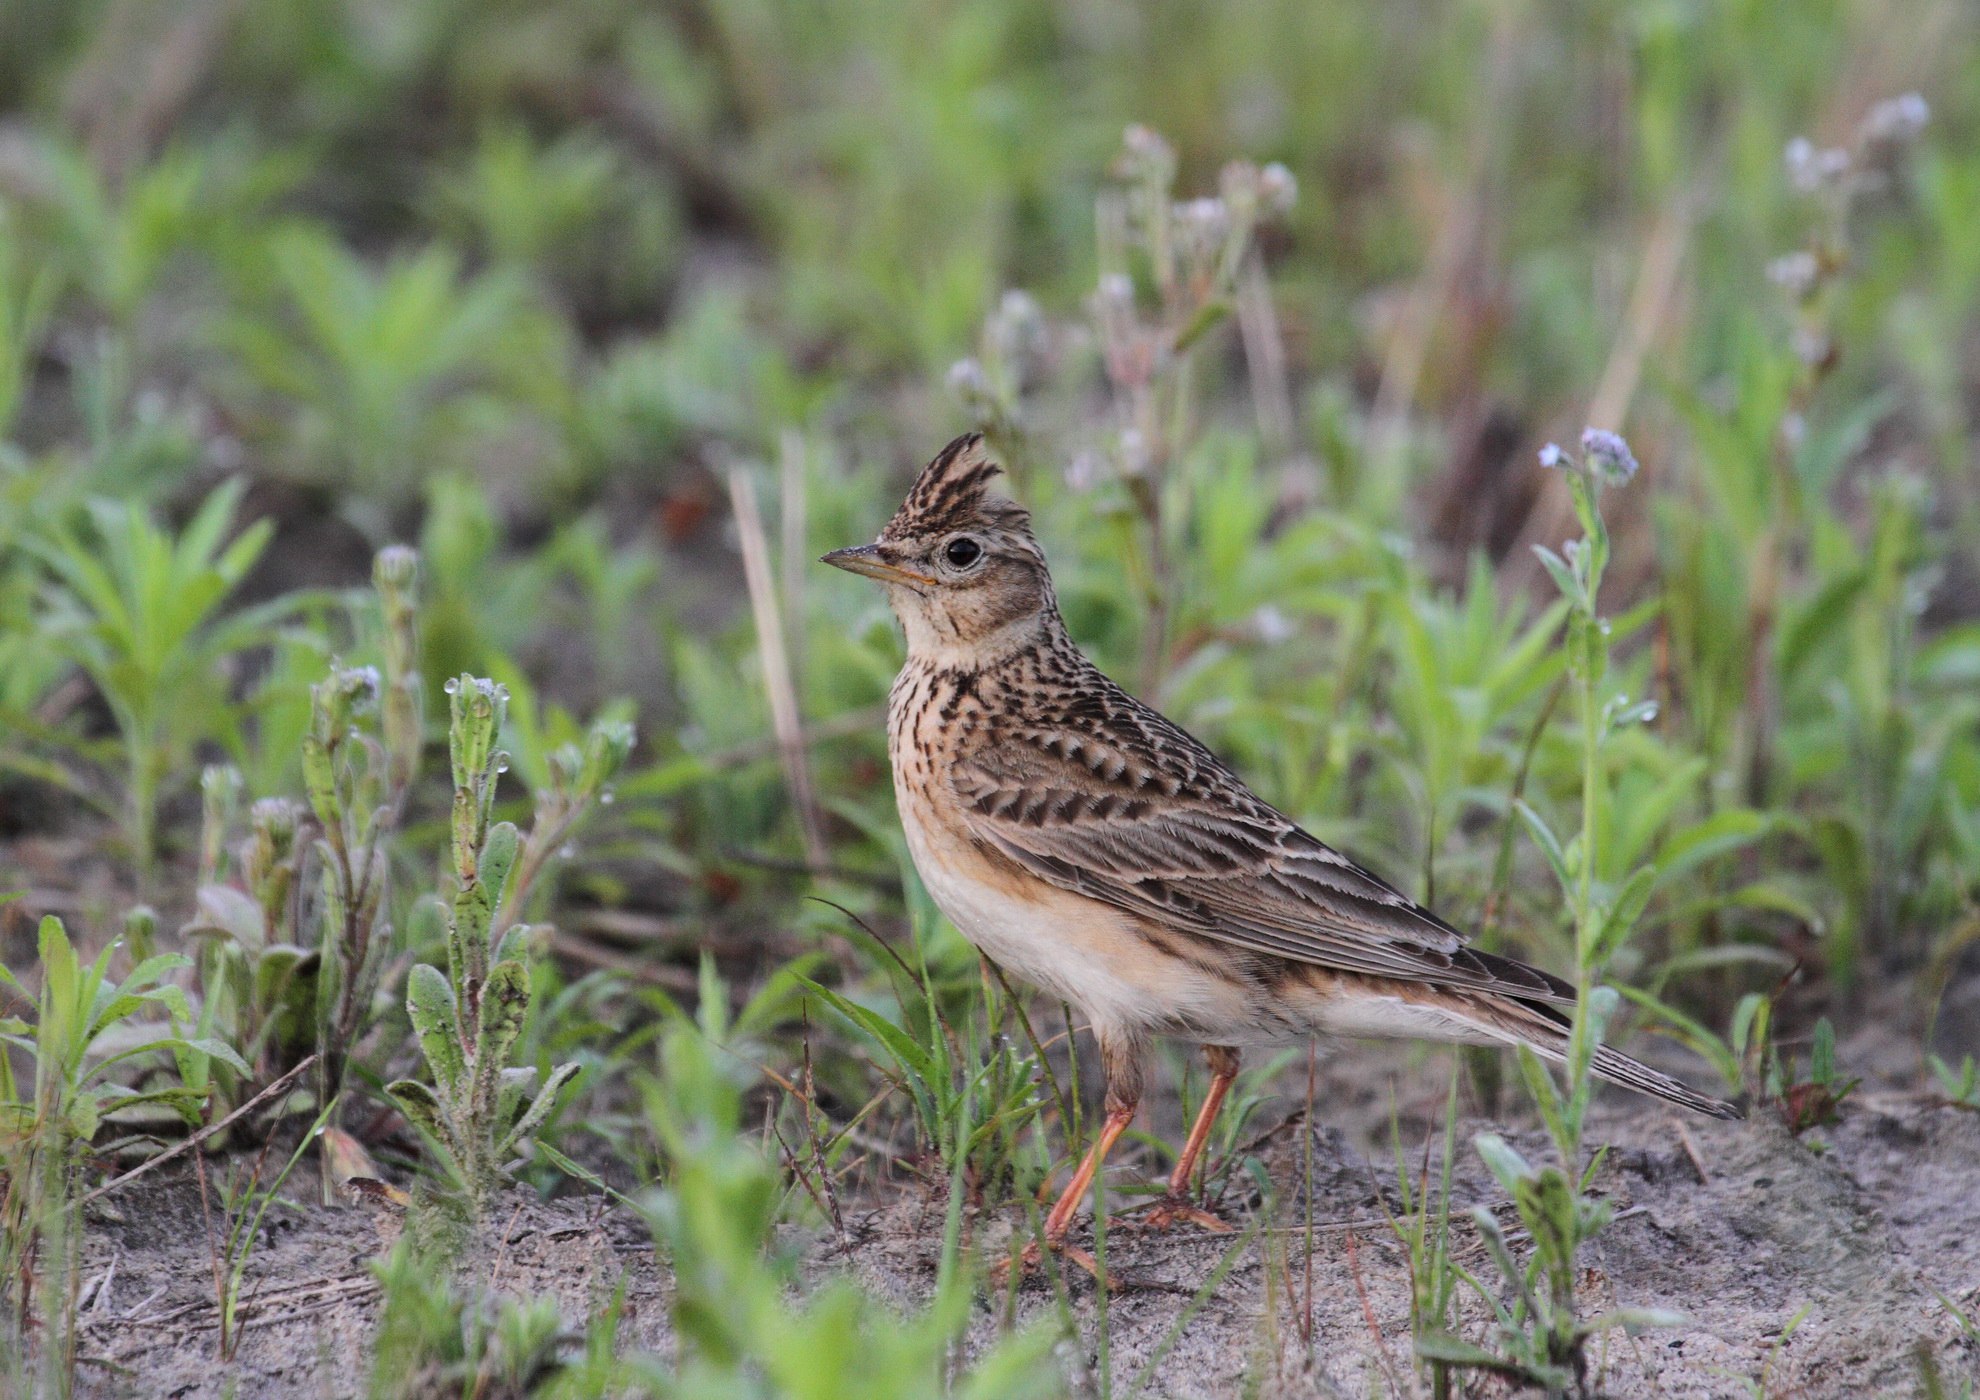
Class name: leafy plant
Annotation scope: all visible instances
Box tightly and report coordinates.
[365,1237,643,1399]
[0,916,243,1389]
[800,967,1045,1199]
[1393,1085,1463,1400]
[24,480,286,875]
[1766,1017,1859,1135]
[1929,1053,1980,1109]
[384,677,591,1217]
[1417,1130,1683,1395]
[1442,430,1688,1394]
[226,226,567,515]
[179,777,317,1122]
[635,991,1061,1398]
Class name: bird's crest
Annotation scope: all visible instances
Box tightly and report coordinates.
[881,434,1030,541]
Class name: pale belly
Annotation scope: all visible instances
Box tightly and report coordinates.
[890,766,1500,1053]
[897,793,1262,1043]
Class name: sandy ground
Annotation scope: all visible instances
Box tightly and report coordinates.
[70,1078,1980,1398]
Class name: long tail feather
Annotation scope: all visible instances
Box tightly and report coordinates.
[1470,993,1742,1120]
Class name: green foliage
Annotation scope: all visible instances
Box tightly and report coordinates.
[794,869,1056,1200]
[1391,1085,1463,1399]
[1440,434,1686,1393]
[1765,1016,1860,1136]
[1929,1053,1980,1109]
[0,4,1976,1392]
[202,1097,338,1360]
[226,227,568,515]
[366,1238,653,1399]
[385,676,621,1217]
[22,480,285,873]
[1418,1131,1684,1395]
[0,916,242,1390]
[635,996,1061,1398]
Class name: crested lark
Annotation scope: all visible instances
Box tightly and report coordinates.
[824,434,1737,1263]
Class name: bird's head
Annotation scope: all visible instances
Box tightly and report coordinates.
[822,434,1057,665]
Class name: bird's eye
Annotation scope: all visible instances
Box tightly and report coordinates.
[944,536,983,569]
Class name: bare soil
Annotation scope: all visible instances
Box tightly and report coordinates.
[71,1061,1980,1398]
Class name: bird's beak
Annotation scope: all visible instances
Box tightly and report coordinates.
[820,543,936,586]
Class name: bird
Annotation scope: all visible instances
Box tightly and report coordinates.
[822,433,1737,1272]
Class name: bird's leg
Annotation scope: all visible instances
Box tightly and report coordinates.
[1041,1095,1137,1243]
[1127,1045,1239,1233]
[999,1037,1141,1285]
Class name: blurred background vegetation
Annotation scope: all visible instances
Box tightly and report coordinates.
[0,0,1977,1274]
[2,0,1979,1390]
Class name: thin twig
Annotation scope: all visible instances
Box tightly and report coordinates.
[696,705,884,769]
[1587,193,1694,435]
[728,468,830,870]
[81,1054,318,1206]
[1344,1225,1407,1396]
[801,1015,850,1251]
[1236,252,1295,458]
[1672,1115,1711,1185]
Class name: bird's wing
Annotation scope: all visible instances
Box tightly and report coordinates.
[949,701,1573,1006]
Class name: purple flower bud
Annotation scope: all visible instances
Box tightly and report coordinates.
[1538,443,1566,470]
[1578,428,1639,486]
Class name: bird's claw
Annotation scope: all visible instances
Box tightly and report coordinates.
[1112,1193,1234,1234]
[990,1238,1115,1290]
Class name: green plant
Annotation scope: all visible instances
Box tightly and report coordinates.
[365,1237,646,1399]
[1418,1127,1684,1396]
[798,939,1049,1202]
[226,226,568,515]
[24,480,286,875]
[635,991,1061,1397]
[1929,1053,1979,1109]
[180,777,317,1121]
[1620,987,1774,1098]
[1766,1016,1859,1135]
[0,915,244,1392]
[384,677,588,1217]
[1437,430,1689,1394]
[1393,1084,1463,1400]
[300,662,402,1126]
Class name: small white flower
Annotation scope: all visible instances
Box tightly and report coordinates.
[1767,250,1821,298]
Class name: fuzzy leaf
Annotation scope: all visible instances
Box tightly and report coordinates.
[1592,1306,1691,1336]
[499,1061,580,1158]
[472,959,531,1119]
[1471,1132,1531,1195]
[300,734,339,831]
[1413,1332,1511,1367]
[492,923,530,967]
[192,884,267,949]
[480,821,520,910]
[1593,864,1658,967]
[387,1078,457,1156]
[406,963,465,1096]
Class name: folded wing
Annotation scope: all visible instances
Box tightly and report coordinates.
[951,704,1572,1006]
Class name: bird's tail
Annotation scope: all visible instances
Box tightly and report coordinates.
[1467,992,1742,1121]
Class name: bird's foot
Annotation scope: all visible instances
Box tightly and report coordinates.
[1112,1192,1234,1234]
[990,1237,1113,1290]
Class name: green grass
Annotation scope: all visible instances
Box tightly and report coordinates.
[0,0,1977,1392]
